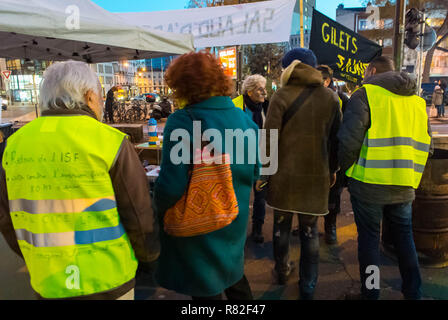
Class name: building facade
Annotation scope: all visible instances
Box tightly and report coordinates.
[426,12,448,80]
[1,56,176,105]
[336,4,368,32]
[289,0,315,49]
[1,59,52,105]
[142,57,174,95]
[336,3,448,80]
[90,62,115,98]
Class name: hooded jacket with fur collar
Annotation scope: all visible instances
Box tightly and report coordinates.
[263,60,341,215]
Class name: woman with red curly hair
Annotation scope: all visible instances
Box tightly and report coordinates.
[153,51,260,300]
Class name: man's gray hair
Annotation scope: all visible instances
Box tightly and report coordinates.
[242,74,266,95]
[39,60,102,112]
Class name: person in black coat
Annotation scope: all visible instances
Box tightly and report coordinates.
[105,86,118,123]
[159,96,172,118]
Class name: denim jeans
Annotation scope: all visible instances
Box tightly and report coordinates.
[273,210,319,299]
[350,195,422,300]
[436,104,445,117]
[252,184,266,226]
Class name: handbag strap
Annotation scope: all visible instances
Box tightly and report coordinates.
[184,108,212,165]
[184,107,198,123]
[184,107,208,145]
[282,86,317,128]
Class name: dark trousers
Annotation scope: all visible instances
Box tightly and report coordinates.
[350,195,422,300]
[252,184,266,226]
[326,184,343,226]
[436,104,445,117]
[273,210,319,298]
[191,275,253,300]
[106,107,114,123]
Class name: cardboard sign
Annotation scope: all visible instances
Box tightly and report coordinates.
[309,9,382,84]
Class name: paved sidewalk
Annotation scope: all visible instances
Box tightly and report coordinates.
[1,110,447,300]
[134,189,448,301]
[1,104,37,124]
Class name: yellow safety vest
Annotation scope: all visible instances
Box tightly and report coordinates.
[346,84,431,189]
[2,115,138,298]
[232,95,244,110]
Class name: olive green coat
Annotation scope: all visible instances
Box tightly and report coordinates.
[264,60,341,215]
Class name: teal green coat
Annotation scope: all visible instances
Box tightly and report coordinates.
[153,96,260,297]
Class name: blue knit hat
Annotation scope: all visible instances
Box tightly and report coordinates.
[282,48,317,69]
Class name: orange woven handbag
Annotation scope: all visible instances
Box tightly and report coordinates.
[163,110,239,237]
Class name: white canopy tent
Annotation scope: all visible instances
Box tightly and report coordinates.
[0,0,194,63]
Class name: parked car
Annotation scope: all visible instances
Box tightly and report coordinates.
[130,95,146,102]
[141,93,161,103]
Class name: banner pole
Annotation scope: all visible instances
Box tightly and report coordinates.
[393,0,406,71]
[417,11,426,97]
[33,71,39,118]
[300,0,304,47]
[237,45,242,95]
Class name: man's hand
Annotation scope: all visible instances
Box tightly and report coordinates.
[330,173,337,188]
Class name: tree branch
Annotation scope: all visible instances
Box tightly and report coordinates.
[436,46,448,53]
[434,10,448,38]
[435,31,448,47]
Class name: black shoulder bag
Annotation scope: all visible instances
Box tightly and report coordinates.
[282,86,317,128]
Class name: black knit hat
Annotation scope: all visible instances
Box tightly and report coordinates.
[282,48,317,69]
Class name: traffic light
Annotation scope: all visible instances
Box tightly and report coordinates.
[404,8,437,51]
[404,8,421,50]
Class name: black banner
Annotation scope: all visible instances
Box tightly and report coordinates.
[309,9,382,84]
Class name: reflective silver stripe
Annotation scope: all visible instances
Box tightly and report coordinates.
[15,224,125,247]
[363,137,430,153]
[16,229,75,247]
[357,158,425,173]
[9,197,116,214]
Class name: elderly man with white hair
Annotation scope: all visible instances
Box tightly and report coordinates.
[239,74,268,244]
[0,60,159,300]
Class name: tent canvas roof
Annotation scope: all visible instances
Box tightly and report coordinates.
[0,0,194,63]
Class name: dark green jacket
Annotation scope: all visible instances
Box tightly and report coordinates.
[153,96,260,297]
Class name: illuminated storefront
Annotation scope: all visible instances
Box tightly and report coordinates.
[8,74,42,104]
[5,59,50,104]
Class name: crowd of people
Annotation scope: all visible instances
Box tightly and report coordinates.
[0,47,432,301]
[104,86,173,124]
